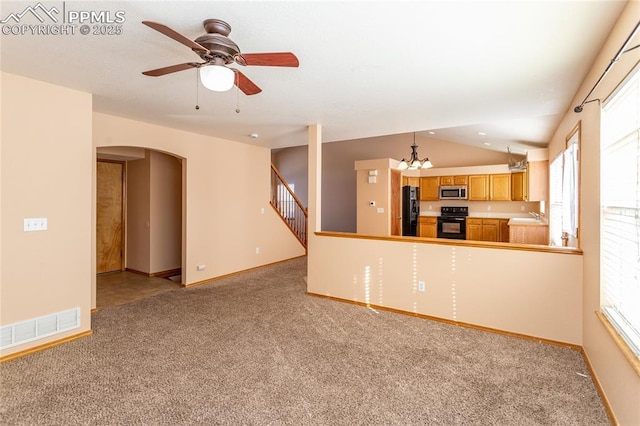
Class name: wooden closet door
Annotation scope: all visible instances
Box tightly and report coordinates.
[97,161,124,274]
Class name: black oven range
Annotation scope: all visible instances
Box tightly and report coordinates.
[437,206,468,240]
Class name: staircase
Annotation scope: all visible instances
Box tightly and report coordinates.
[270,164,308,249]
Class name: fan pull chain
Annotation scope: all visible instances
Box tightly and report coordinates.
[235,72,240,113]
[195,68,200,110]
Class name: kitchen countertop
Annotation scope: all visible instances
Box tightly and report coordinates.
[507,217,549,226]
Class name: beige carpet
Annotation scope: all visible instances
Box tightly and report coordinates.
[0,257,608,425]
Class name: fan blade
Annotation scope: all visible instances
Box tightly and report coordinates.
[142,62,199,77]
[239,52,299,67]
[142,21,209,54]
[234,70,262,95]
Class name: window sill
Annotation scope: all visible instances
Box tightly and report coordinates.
[596,311,640,377]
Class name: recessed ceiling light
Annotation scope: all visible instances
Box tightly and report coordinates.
[428,131,435,135]
[483,142,492,146]
[478,132,486,136]
[249,133,259,139]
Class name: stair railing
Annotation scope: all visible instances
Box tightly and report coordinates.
[270,164,307,249]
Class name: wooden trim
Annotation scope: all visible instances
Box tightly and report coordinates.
[581,346,619,426]
[183,255,307,288]
[150,268,181,278]
[125,268,150,277]
[269,202,307,250]
[307,292,582,350]
[596,311,640,377]
[0,330,93,363]
[314,231,583,255]
[565,121,582,248]
[91,308,98,314]
[124,268,181,278]
[271,163,307,213]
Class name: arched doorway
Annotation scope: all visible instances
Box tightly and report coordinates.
[95,147,185,309]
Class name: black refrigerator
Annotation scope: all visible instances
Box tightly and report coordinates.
[402,186,420,236]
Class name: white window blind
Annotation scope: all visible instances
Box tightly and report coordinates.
[601,65,640,358]
[549,154,563,246]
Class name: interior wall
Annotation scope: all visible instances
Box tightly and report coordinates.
[149,150,182,274]
[546,1,640,424]
[355,158,394,235]
[308,235,583,345]
[126,154,151,273]
[93,112,305,285]
[272,146,308,206]
[0,72,93,355]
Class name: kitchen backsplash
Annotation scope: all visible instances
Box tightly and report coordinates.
[420,200,541,215]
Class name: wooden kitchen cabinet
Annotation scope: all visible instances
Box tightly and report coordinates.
[468,175,489,200]
[499,219,510,243]
[509,224,549,245]
[418,216,437,238]
[467,217,509,242]
[419,176,440,201]
[481,219,500,242]
[402,176,420,187]
[489,174,511,201]
[511,172,527,201]
[440,175,468,185]
[466,218,483,240]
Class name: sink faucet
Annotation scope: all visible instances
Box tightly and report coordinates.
[529,211,540,220]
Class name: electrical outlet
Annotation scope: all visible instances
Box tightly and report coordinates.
[521,205,525,211]
[256,247,260,254]
[197,264,206,271]
[418,281,425,292]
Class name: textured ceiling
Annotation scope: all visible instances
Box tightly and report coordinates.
[0,0,629,154]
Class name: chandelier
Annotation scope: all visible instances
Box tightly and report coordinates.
[397,133,433,170]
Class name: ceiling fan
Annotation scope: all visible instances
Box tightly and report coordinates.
[141,19,299,95]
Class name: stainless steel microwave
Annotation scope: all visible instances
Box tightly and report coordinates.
[439,185,468,200]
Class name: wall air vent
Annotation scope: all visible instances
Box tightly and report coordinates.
[0,307,80,350]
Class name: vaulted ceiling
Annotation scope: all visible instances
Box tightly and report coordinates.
[0,1,628,154]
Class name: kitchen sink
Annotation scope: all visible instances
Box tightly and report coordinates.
[508,217,543,224]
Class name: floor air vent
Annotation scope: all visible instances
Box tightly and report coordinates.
[0,307,80,350]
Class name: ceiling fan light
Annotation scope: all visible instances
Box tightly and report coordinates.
[200,65,235,91]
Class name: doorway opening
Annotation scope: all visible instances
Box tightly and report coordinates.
[96,148,184,309]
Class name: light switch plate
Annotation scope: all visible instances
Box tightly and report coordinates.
[24,218,47,232]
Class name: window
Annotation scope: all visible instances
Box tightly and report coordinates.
[548,124,580,247]
[601,65,640,358]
